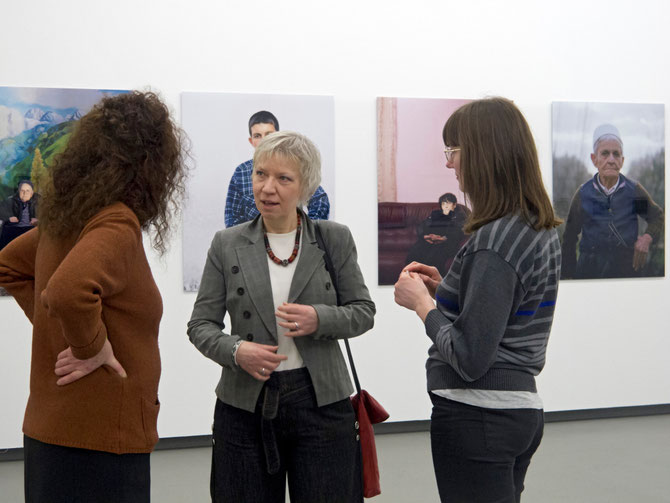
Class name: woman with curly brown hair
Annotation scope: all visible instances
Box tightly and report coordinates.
[0,90,188,503]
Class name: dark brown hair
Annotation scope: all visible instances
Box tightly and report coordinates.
[442,97,560,233]
[38,91,188,254]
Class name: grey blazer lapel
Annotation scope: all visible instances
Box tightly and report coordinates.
[288,220,323,303]
[237,222,278,340]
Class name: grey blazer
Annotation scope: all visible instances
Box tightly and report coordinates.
[187,211,376,413]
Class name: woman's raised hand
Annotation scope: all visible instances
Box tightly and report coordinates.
[275,303,318,337]
[394,268,437,322]
[404,261,442,297]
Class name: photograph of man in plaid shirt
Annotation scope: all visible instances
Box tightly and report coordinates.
[224,110,330,227]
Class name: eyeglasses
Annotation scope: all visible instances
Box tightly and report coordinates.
[443,147,461,162]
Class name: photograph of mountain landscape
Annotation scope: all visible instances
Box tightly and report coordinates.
[0,86,125,296]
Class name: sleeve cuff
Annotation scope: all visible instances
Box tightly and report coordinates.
[69,323,108,360]
[311,304,338,339]
[424,308,447,342]
[229,338,243,370]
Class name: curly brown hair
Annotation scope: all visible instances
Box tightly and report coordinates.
[38,91,188,254]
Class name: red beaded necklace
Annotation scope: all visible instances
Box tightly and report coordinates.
[263,212,302,266]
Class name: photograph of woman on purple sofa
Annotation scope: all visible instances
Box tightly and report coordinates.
[405,192,469,276]
[377,97,471,285]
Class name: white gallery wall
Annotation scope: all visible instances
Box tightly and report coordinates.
[1,0,669,449]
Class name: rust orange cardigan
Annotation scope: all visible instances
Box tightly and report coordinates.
[0,203,162,454]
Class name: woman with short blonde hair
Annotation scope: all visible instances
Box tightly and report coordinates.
[189,131,375,502]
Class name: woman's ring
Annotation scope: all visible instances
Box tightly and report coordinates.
[261,368,266,376]
[294,321,300,331]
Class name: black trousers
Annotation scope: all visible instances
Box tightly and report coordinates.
[0,224,33,251]
[429,394,544,503]
[576,247,637,279]
[24,435,150,503]
[211,368,362,502]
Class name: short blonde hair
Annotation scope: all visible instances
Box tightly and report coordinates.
[253,131,321,205]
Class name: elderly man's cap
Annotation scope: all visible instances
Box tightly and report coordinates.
[593,124,623,151]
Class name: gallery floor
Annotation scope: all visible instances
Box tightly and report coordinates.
[1,414,668,502]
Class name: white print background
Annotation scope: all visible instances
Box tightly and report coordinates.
[552,101,664,170]
[181,92,335,292]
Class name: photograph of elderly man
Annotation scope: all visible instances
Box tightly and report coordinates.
[0,180,40,251]
[552,102,665,279]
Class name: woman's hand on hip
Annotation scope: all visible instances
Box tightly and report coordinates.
[236,342,288,381]
[54,339,127,386]
[276,303,318,337]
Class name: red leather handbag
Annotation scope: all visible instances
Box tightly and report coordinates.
[315,223,390,498]
[347,352,390,498]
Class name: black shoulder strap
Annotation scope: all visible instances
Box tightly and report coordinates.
[314,223,361,394]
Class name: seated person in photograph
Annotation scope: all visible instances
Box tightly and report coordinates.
[0,192,13,221]
[224,110,330,227]
[0,180,40,251]
[405,192,468,276]
[561,124,664,279]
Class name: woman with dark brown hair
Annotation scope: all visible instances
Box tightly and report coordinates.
[395,97,561,502]
[0,91,187,503]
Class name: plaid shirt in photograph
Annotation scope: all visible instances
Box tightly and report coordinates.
[224,159,331,228]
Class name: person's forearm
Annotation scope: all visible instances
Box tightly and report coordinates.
[415,297,436,322]
[187,319,238,368]
[312,299,375,340]
[645,206,664,241]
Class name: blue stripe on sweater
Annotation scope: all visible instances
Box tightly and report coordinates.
[436,293,460,313]
[515,300,555,316]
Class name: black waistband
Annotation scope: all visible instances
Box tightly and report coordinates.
[259,367,313,474]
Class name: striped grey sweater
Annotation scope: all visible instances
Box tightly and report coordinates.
[425,213,561,395]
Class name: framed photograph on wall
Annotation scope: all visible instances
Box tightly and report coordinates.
[552,101,665,280]
[181,92,335,292]
[0,87,126,296]
[377,97,471,285]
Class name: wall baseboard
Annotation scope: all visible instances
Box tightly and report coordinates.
[2,403,668,462]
